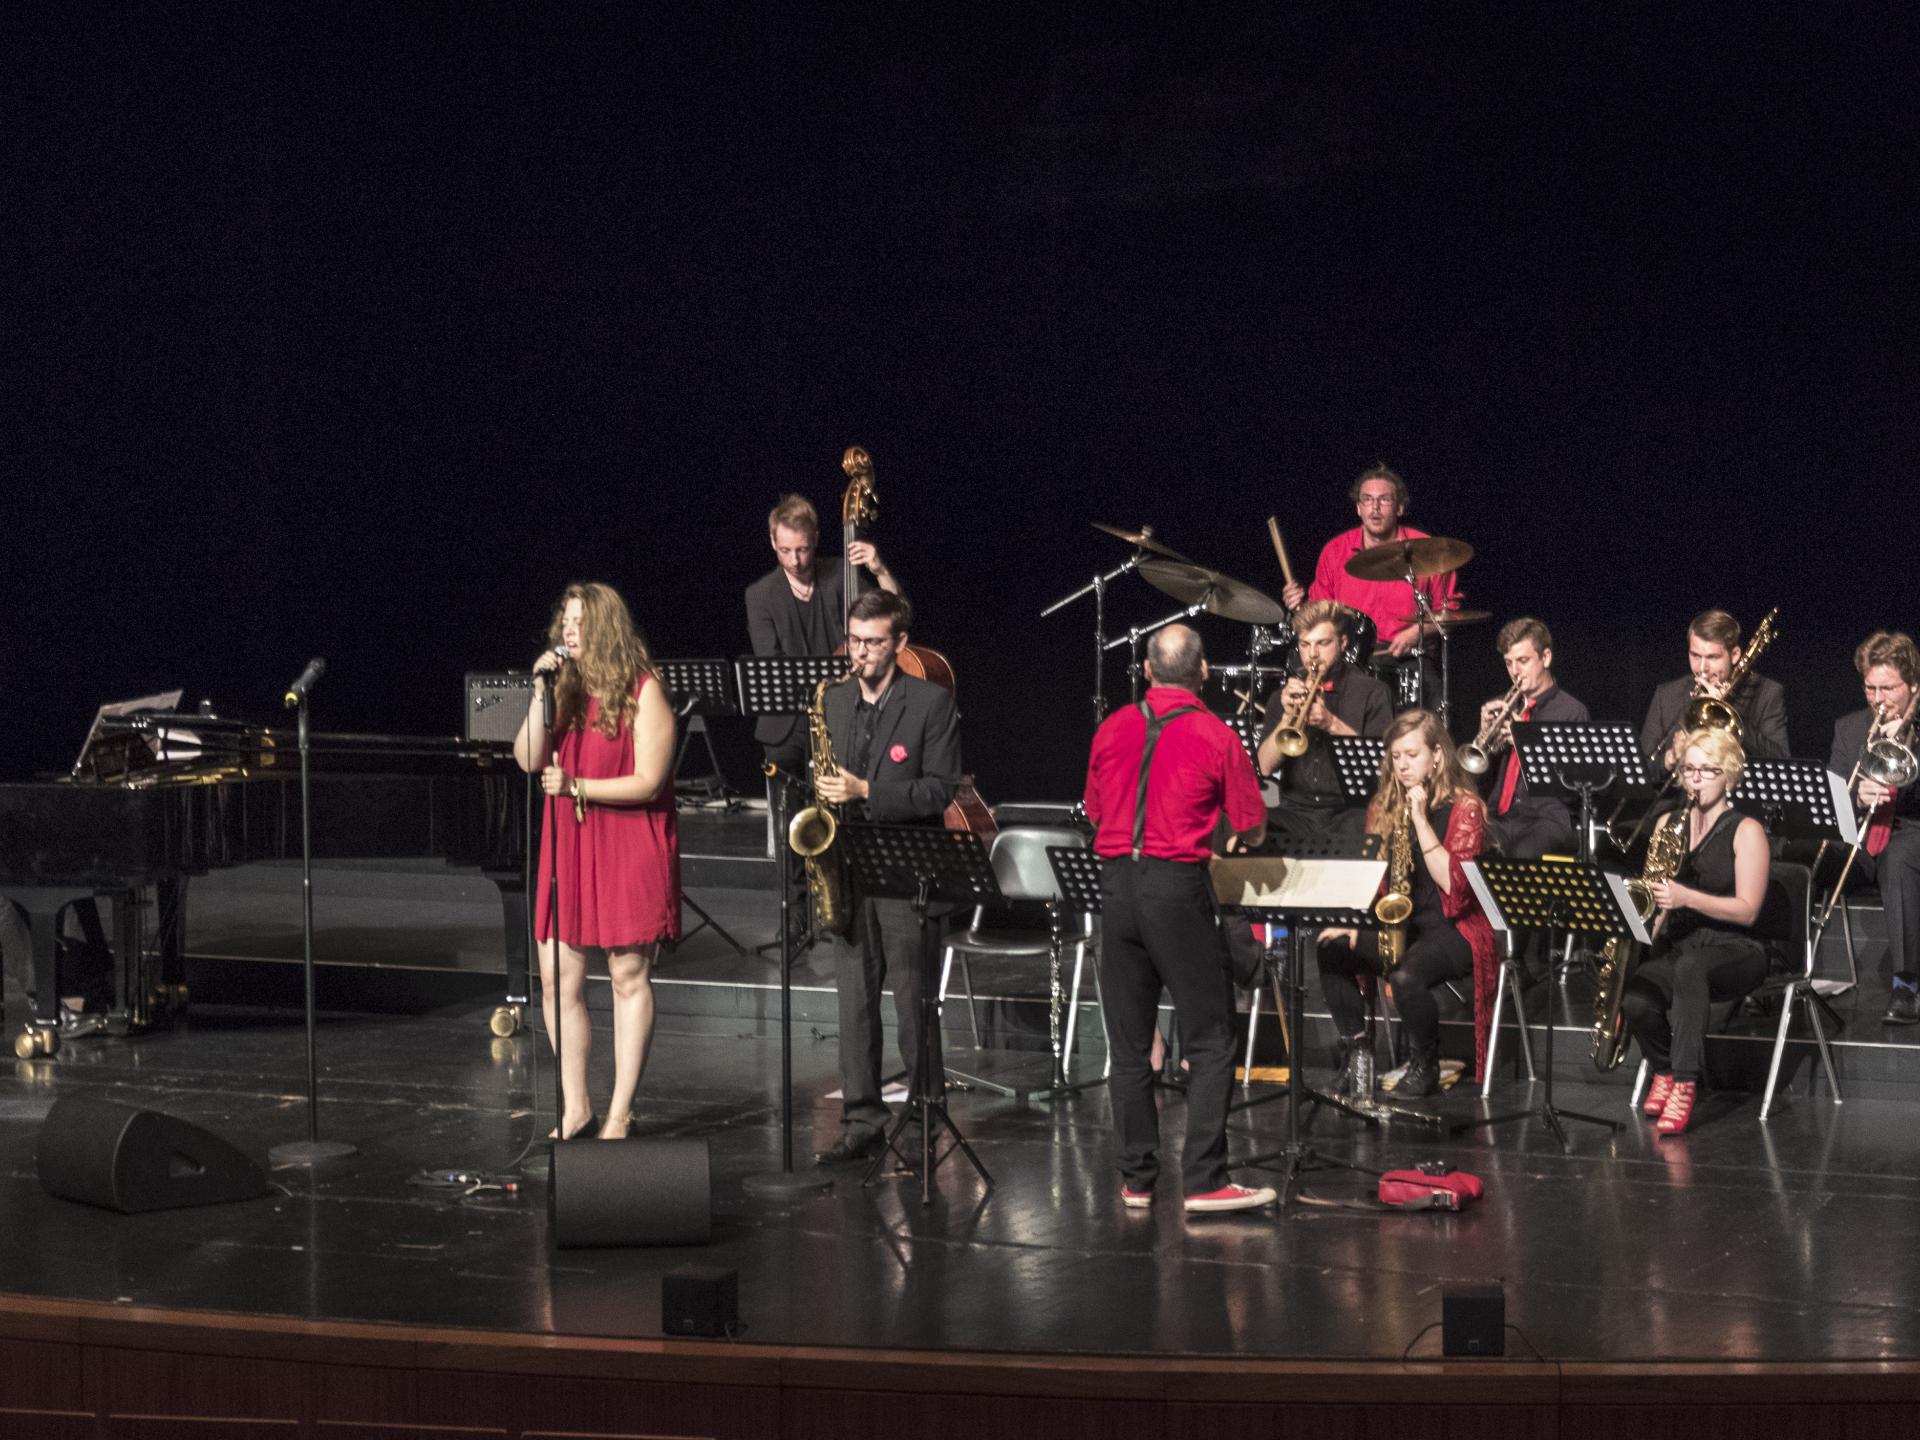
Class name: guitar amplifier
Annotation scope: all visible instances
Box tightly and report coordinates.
[466,672,534,743]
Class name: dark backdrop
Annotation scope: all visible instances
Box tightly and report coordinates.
[5,6,1915,797]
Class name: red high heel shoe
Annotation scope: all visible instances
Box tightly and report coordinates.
[1655,1080,1698,1137]
[1642,1072,1674,1118]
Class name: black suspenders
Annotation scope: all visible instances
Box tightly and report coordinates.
[1131,700,1202,860]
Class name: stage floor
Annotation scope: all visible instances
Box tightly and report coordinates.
[6,983,1920,1366]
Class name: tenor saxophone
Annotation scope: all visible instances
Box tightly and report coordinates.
[1375,799,1414,964]
[1590,799,1690,1071]
[788,671,855,936]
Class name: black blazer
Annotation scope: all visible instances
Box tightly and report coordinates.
[1640,672,1789,777]
[823,672,960,827]
[744,565,847,747]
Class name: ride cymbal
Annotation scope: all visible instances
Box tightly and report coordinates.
[1091,522,1190,562]
[1343,535,1474,583]
[1137,559,1288,626]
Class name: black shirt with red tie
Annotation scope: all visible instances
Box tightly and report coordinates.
[1486,682,1589,845]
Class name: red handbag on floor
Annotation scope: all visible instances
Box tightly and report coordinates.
[1378,1168,1484,1211]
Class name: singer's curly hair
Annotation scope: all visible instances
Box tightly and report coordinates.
[547,583,659,738]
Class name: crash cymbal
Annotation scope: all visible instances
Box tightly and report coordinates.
[1091,521,1190,562]
[1137,559,1288,626]
[1343,535,1474,583]
[1394,608,1493,629]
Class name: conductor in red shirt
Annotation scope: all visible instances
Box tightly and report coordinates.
[1084,625,1275,1216]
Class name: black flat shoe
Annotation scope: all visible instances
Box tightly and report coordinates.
[814,1131,883,1165]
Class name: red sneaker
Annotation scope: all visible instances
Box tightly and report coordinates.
[1655,1079,1698,1137]
[1642,1072,1674,1118]
[1184,1182,1278,1214]
[1121,1184,1154,1209]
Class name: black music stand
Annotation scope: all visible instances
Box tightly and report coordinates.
[840,822,1001,1205]
[1329,736,1386,806]
[1027,845,1107,1105]
[658,658,738,802]
[1738,758,1857,995]
[1213,854,1388,1206]
[1231,832,1387,1119]
[1458,857,1647,1151]
[735,654,848,961]
[1223,714,1264,775]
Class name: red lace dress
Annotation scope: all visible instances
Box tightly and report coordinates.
[1437,797,1499,1082]
[533,677,681,949]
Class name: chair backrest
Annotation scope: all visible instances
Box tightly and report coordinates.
[1752,861,1811,972]
[987,826,1087,903]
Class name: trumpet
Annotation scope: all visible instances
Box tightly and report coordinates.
[1460,681,1526,776]
[1272,659,1327,759]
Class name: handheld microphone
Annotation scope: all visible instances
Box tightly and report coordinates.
[283,658,327,708]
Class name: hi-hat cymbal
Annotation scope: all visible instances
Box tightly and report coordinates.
[1395,608,1493,629]
[1091,522,1190,562]
[1137,559,1287,626]
[1343,535,1474,583]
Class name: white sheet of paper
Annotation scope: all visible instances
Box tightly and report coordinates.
[1209,856,1387,914]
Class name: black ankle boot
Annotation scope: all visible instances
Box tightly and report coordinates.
[1398,1044,1441,1099]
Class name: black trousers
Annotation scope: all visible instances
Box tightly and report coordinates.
[1856,828,1920,978]
[1319,922,1472,1053]
[1099,857,1236,1196]
[1620,930,1768,1081]
[829,895,948,1140]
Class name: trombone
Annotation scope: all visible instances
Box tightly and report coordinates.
[1460,680,1525,776]
[1816,695,1919,932]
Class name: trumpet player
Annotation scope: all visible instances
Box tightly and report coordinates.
[1619,729,1770,1136]
[1255,600,1392,838]
[1825,632,1920,1024]
[1315,711,1496,1098]
[810,590,962,1166]
[1473,619,1589,862]
[1640,609,1789,778]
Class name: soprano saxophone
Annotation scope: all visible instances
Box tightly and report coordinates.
[788,670,855,936]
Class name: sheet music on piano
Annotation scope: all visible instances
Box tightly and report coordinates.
[71,690,187,780]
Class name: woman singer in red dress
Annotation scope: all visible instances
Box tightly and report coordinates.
[515,582,681,1140]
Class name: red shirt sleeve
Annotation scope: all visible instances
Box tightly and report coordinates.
[1309,535,1341,603]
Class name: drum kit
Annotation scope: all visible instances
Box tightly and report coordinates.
[1042,522,1484,726]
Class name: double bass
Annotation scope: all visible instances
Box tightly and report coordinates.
[837,444,990,834]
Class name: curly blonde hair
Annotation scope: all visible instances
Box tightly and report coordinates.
[547,583,659,739]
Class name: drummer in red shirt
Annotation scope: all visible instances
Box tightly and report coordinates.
[1281,464,1458,659]
[1084,624,1274,1216]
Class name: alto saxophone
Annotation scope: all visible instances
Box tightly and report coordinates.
[1590,799,1690,1071]
[788,670,855,936]
[1375,799,1415,964]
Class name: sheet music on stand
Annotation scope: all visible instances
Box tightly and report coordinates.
[734,655,848,718]
[657,659,739,716]
[1734,759,1859,846]
[1329,737,1385,805]
[1511,721,1652,803]
[1210,855,1385,925]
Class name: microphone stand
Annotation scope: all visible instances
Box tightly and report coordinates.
[743,763,833,1196]
[269,682,355,1166]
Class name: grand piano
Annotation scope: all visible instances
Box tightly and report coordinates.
[0,710,533,1057]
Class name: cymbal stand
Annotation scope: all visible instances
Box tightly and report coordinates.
[1396,566,1453,728]
[1042,545,1155,728]
[1104,602,1206,704]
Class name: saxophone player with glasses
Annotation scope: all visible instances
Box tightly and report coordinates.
[1316,711,1496,1099]
[1824,632,1920,1024]
[1619,728,1771,1136]
[808,590,962,1165]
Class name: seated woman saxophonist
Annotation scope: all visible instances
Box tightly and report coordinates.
[1620,727,1770,1137]
[1315,709,1497,1099]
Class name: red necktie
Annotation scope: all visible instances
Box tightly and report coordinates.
[1868,791,1896,858]
[1496,698,1534,814]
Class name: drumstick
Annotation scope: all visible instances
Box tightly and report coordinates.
[1266,516,1297,591]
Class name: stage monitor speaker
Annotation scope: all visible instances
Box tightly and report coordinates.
[466,671,534,743]
[37,1094,269,1213]
[663,1265,739,1337]
[1442,1284,1505,1356]
[550,1136,711,1249]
